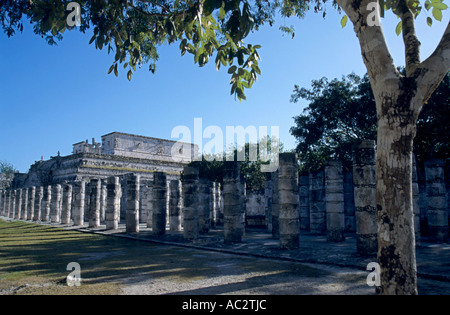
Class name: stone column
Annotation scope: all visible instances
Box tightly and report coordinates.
[100,181,107,223]
[125,174,140,233]
[325,160,346,242]
[299,175,310,230]
[182,166,199,240]
[169,180,182,231]
[210,182,218,228]
[143,182,153,228]
[89,179,101,228]
[61,184,73,224]
[10,190,16,219]
[72,181,85,226]
[223,161,243,243]
[33,186,43,222]
[419,174,428,233]
[21,188,28,220]
[0,190,4,216]
[152,172,167,236]
[278,153,300,249]
[425,159,448,242]
[0,190,3,216]
[106,176,121,230]
[10,190,15,219]
[412,155,421,243]
[50,184,61,223]
[214,182,223,226]
[240,178,247,236]
[198,178,211,234]
[309,169,325,234]
[264,179,273,231]
[42,186,51,222]
[343,171,356,232]
[139,180,152,224]
[28,187,36,221]
[5,190,11,218]
[15,189,22,219]
[84,183,91,223]
[271,170,280,238]
[353,140,377,256]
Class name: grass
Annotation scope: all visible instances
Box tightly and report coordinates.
[0,218,337,295]
[0,219,207,294]
[0,219,250,294]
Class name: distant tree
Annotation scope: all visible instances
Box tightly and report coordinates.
[188,136,283,190]
[290,71,449,173]
[290,72,376,173]
[0,160,17,190]
[414,72,450,166]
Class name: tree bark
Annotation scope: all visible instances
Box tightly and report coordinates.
[375,92,418,295]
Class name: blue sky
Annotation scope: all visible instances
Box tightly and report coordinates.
[0,4,448,173]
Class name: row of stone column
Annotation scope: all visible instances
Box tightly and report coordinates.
[288,140,449,255]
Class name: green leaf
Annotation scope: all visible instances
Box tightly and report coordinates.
[395,21,402,36]
[427,16,433,26]
[431,2,447,10]
[219,6,226,20]
[107,64,114,75]
[340,15,348,28]
[89,35,96,45]
[127,70,132,81]
[251,64,261,75]
[432,7,443,21]
[114,63,118,77]
[228,65,237,74]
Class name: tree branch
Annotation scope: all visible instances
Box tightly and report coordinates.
[336,0,399,93]
[134,0,172,13]
[128,2,171,18]
[396,0,421,76]
[413,22,450,114]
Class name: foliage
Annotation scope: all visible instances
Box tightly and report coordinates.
[188,136,283,190]
[290,71,450,173]
[290,73,377,173]
[0,0,324,101]
[414,72,450,166]
[0,160,17,189]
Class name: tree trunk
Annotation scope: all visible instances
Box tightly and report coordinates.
[375,94,418,295]
[336,0,449,295]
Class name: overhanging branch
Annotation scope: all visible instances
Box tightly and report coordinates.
[413,22,450,114]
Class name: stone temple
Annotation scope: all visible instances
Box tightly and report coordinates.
[12,132,198,188]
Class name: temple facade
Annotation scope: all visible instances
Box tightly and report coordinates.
[11,132,198,188]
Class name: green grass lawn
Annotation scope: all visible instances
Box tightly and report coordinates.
[0,219,215,294]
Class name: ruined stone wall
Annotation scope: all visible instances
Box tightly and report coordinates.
[245,190,266,227]
[101,132,197,164]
